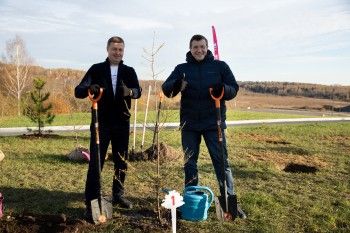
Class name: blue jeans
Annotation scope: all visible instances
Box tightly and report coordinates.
[85,124,129,204]
[182,129,234,196]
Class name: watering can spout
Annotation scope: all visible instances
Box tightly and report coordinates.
[179,186,214,221]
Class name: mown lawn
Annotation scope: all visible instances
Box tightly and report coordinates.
[0,119,349,232]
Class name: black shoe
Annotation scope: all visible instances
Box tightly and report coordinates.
[113,196,133,209]
[237,205,247,219]
[84,205,93,223]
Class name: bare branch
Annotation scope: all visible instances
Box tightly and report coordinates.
[2,35,33,115]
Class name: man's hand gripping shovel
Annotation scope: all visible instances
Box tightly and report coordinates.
[209,87,238,222]
[88,88,113,225]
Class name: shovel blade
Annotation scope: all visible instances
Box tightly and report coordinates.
[91,196,113,225]
[214,195,238,222]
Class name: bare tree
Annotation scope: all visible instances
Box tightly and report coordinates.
[142,32,165,96]
[1,35,33,115]
[141,33,169,222]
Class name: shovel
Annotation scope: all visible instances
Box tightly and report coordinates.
[88,88,113,224]
[209,87,238,222]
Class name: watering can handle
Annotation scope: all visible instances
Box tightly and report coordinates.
[183,186,214,207]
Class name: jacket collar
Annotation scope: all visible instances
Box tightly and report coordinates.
[104,57,124,66]
[186,50,214,63]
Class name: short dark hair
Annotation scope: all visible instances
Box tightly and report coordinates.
[189,35,208,48]
[107,36,125,49]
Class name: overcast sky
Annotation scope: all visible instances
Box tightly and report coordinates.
[1,0,349,85]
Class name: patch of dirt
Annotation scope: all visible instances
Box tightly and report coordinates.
[265,140,291,145]
[240,133,291,145]
[19,134,60,139]
[0,208,173,233]
[127,142,182,164]
[283,163,318,173]
[240,133,328,171]
[246,151,328,171]
[1,213,90,233]
[321,135,350,143]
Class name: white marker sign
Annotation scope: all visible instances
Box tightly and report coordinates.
[161,190,184,233]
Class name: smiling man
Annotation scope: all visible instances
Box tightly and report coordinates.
[162,34,246,219]
[75,36,142,222]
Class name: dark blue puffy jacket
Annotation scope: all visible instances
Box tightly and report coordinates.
[162,50,239,131]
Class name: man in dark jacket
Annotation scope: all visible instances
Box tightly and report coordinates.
[162,34,246,218]
[75,36,142,221]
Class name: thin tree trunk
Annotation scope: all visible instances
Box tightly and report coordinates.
[132,99,137,155]
[141,85,151,151]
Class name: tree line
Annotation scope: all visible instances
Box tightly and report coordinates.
[239,81,350,101]
[1,35,349,118]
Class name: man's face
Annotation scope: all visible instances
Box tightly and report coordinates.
[190,39,208,62]
[107,42,124,65]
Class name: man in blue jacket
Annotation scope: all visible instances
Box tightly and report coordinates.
[162,34,246,218]
[75,36,142,221]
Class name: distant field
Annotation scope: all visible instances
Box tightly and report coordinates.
[234,89,349,110]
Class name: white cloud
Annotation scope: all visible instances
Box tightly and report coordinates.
[0,0,349,85]
[91,13,173,31]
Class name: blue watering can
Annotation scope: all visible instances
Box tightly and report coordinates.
[179,186,214,221]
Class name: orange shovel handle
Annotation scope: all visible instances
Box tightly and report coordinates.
[209,87,224,107]
[88,88,103,109]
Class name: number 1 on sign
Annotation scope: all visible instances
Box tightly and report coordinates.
[171,195,175,205]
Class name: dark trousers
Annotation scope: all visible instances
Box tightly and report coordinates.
[181,129,234,196]
[85,124,129,204]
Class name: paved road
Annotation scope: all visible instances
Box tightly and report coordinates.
[240,108,350,117]
[1,117,350,136]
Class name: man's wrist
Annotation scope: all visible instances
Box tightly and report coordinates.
[129,89,133,96]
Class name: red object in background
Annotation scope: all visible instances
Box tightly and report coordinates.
[212,26,220,60]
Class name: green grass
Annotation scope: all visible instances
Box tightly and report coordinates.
[0,110,314,128]
[0,120,349,232]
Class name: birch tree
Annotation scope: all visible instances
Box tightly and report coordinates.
[1,35,33,115]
